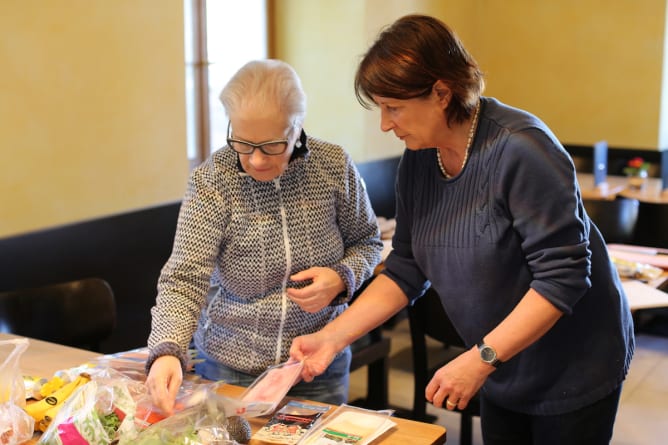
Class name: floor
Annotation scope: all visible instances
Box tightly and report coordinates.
[348,316,668,445]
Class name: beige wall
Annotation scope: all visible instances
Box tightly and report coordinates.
[0,0,188,237]
[273,0,667,162]
[2,0,666,237]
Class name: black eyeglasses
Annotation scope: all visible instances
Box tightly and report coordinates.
[226,121,290,156]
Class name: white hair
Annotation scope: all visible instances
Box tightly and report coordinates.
[220,59,307,128]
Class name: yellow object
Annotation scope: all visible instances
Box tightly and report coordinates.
[24,373,91,432]
[23,375,48,400]
[38,375,66,398]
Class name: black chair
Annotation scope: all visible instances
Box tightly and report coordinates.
[0,278,116,352]
[583,197,639,244]
[408,287,480,445]
[633,201,668,249]
[356,155,400,219]
[349,326,391,409]
[348,276,392,409]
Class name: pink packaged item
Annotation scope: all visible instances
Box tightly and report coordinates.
[239,360,304,417]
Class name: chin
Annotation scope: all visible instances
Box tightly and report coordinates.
[250,171,278,182]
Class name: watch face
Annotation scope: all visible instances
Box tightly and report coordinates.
[480,345,497,362]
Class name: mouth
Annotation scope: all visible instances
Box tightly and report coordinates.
[253,166,272,173]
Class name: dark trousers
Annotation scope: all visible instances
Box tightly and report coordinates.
[480,385,622,445]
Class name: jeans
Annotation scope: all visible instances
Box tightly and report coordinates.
[194,346,351,406]
[480,385,622,445]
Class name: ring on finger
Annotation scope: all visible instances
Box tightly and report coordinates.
[446,399,457,407]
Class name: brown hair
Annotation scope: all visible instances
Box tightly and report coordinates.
[355,14,485,126]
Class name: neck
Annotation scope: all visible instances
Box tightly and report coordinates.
[436,102,480,178]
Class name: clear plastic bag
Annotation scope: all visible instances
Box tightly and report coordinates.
[0,338,35,445]
[132,380,217,430]
[37,373,144,445]
[126,386,254,445]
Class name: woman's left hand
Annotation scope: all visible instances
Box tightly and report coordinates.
[425,346,494,411]
[287,267,345,313]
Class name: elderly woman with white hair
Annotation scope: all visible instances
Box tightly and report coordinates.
[145,59,382,413]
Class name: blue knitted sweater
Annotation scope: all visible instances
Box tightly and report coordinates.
[383,97,635,415]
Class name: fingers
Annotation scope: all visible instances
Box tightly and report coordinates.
[433,392,468,411]
[165,375,181,413]
[301,359,329,383]
[289,337,315,382]
[430,389,465,410]
[289,340,306,362]
[146,356,182,415]
[147,377,175,415]
[445,397,468,411]
[425,353,486,412]
[290,335,334,383]
[157,392,175,415]
[288,267,344,313]
[426,381,469,411]
[290,268,315,281]
[286,288,329,313]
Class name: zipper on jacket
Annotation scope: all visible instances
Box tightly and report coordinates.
[274,177,291,364]
[202,286,218,334]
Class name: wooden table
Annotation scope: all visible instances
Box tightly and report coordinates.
[606,244,668,311]
[0,332,101,377]
[221,385,446,445]
[578,172,668,203]
[577,172,629,200]
[1,333,446,445]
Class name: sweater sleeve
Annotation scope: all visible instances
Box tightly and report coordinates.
[494,128,592,314]
[147,160,227,368]
[329,151,383,304]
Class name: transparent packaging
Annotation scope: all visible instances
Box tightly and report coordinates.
[239,360,304,417]
[297,404,396,445]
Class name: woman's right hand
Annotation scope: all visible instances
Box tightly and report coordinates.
[289,331,339,382]
[145,355,183,415]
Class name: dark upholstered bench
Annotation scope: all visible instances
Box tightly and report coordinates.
[0,201,182,353]
[0,156,401,406]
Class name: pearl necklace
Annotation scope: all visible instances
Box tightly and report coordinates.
[437,102,480,178]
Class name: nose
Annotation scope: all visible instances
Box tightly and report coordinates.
[248,148,270,166]
[379,109,394,133]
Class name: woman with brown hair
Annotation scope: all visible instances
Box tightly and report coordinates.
[291,14,633,445]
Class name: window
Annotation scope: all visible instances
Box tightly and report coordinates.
[184,0,268,166]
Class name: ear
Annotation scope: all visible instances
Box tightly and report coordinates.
[291,124,304,148]
[432,80,451,108]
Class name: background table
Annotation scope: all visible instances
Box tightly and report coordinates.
[578,172,667,202]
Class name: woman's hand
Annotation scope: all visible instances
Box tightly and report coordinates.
[425,347,493,411]
[290,330,339,382]
[145,355,183,415]
[287,267,345,313]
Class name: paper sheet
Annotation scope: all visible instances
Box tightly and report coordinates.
[622,280,668,310]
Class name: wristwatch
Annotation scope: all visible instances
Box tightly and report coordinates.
[477,342,502,368]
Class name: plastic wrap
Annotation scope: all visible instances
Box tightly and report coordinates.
[37,375,142,445]
[0,338,35,445]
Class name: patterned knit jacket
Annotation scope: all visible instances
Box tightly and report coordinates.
[147,132,383,375]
